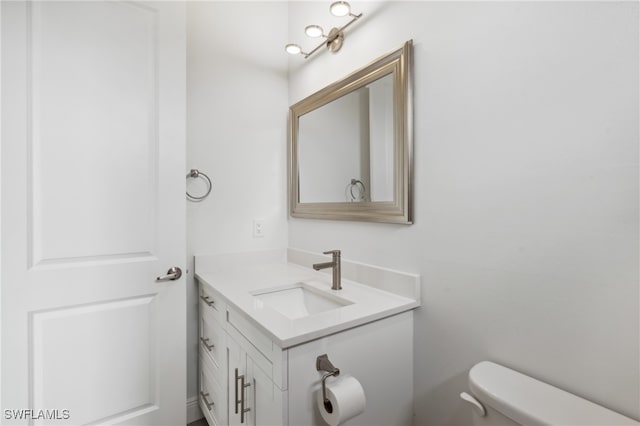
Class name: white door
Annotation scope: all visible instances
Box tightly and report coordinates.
[1,1,186,425]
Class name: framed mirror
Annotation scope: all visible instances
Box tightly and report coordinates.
[289,40,413,224]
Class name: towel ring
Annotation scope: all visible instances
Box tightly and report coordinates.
[186,169,212,201]
[346,179,366,202]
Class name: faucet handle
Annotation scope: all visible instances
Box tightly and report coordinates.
[322,250,341,258]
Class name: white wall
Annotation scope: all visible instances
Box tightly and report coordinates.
[288,2,639,425]
[187,1,288,402]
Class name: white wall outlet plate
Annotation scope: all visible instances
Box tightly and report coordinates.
[253,218,265,238]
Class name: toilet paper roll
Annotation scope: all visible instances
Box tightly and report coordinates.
[317,375,366,426]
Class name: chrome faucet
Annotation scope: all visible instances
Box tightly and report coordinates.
[312,250,342,290]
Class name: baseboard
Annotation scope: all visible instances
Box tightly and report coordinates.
[187,396,203,424]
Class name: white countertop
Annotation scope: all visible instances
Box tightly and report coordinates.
[195,249,420,348]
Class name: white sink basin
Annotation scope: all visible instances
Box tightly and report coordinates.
[253,283,352,319]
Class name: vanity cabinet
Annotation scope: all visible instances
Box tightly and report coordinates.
[198,279,415,426]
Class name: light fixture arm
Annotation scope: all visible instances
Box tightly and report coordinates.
[303,43,326,59]
[338,12,362,32]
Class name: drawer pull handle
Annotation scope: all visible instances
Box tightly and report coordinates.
[200,391,214,411]
[200,295,214,307]
[200,337,214,351]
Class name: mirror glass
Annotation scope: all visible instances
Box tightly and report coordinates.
[289,40,413,224]
[298,74,394,204]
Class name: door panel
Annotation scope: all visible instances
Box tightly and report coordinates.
[32,297,156,424]
[1,1,185,424]
[30,1,158,266]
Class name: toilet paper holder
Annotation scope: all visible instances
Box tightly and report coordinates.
[317,354,340,411]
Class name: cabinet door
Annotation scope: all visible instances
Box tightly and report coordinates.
[227,334,246,426]
[247,356,284,426]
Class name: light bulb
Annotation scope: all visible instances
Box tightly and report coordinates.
[305,25,324,38]
[330,1,351,17]
[285,44,302,55]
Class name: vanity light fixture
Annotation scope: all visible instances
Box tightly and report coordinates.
[285,1,363,59]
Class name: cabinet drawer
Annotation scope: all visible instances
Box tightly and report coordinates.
[200,350,226,426]
[200,310,225,372]
[199,283,224,323]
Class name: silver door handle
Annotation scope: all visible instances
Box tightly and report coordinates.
[240,373,251,423]
[235,368,241,414]
[156,266,182,282]
[235,368,251,423]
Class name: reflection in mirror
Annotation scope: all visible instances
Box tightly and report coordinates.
[298,73,393,203]
[289,40,413,224]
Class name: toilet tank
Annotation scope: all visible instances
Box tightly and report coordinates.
[465,361,639,426]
